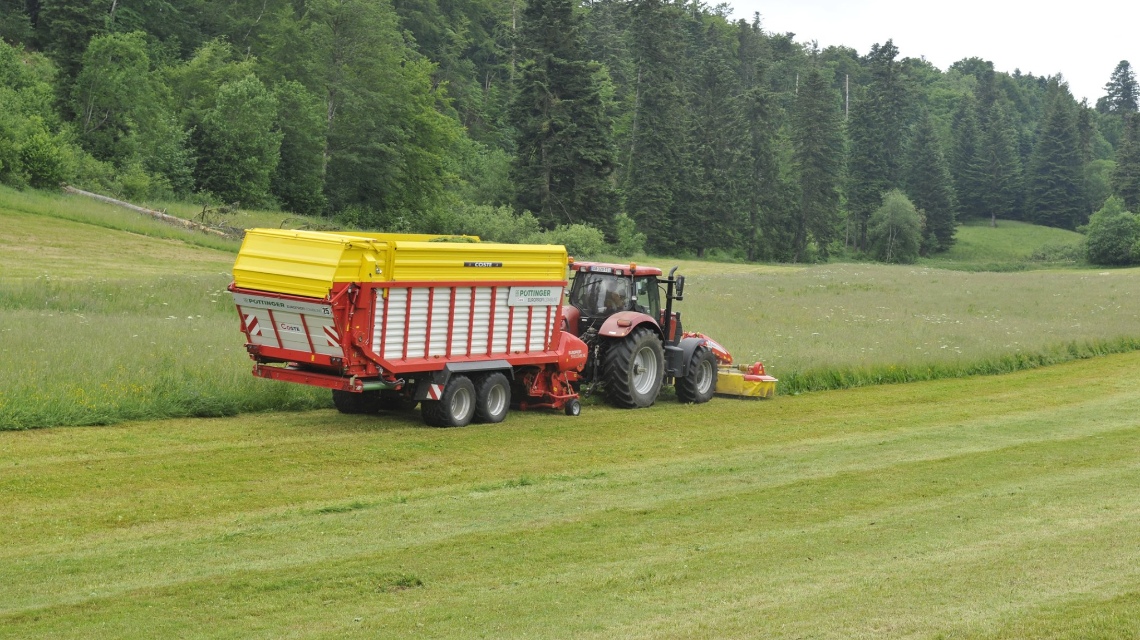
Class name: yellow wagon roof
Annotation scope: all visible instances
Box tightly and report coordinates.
[233,229,569,299]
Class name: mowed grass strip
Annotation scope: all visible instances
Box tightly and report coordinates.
[1,352,1138,638]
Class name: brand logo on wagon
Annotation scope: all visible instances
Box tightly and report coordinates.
[507,286,562,307]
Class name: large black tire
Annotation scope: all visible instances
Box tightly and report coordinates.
[421,375,476,427]
[602,327,664,408]
[474,372,510,424]
[332,389,382,414]
[378,390,418,411]
[675,346,718,404]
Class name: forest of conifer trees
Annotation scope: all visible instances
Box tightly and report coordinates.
[1,0,1138,262]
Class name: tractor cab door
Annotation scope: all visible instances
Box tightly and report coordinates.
[632,276,660,318]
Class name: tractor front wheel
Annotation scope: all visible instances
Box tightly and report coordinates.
[675,346,718,404]
[603,327,664,408]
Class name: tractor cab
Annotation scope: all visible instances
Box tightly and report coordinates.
[565,261,687,345]
[567,262,663,329]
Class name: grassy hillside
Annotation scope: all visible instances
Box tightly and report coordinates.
[922,219,1086,271]
[0,189,329,428]
[2,353,1139,637]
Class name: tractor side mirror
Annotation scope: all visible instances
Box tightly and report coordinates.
[674,275,685,300]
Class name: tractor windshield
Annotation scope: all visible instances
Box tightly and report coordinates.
[570,273,631,316]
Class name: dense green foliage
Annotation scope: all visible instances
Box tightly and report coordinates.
[867,189,922,263]
[0,1,1136,262]
[1085,196,1140,265]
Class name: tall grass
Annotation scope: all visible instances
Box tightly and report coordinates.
[0,274,328,429]
[683,263,1140,394]
[6,263,1138,429]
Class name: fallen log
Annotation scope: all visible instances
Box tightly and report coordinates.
[62,186,240,239]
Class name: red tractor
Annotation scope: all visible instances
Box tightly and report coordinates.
[562,261,730,408]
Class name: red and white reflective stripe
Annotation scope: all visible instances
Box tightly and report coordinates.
[427,384,445,400]
[323,325,340,347]
[244,314,262,336]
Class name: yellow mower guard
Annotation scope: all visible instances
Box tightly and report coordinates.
[715,364,777,399]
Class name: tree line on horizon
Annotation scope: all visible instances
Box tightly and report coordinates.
[1,0,1139,264]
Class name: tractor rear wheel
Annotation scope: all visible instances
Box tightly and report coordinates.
[675,346,718,404]
[332,389,381,414]
[421,375,477,427]
[602,327,664,408]
[473,372,510,423]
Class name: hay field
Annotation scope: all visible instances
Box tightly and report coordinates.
[2,353,1139,637]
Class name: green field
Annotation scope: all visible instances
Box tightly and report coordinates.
[2,353,1139,638]
[3,188,1140,636]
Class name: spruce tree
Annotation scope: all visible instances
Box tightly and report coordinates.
[510,0,617,230]
[904,109,956,252]
[977,102,1021,226]
[738,19,796,262]
[791,64,843,261]
[1026,80,1085,228]
[1112,114,1140,210]
[1102,60,1139,114]
[679,23,749,257]
[846,41,910,249]
[621,0,686,252]
[950,94,985,218]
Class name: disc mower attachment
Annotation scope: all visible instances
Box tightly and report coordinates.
[714,362,777,399]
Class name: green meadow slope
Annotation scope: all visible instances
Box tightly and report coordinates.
[921,218,1086,271]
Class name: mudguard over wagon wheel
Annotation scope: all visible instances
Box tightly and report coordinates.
[675,346,717,404]
[422,375,477,427]
[602,327,664,408]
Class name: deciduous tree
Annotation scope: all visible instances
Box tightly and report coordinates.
[868,189,922,263]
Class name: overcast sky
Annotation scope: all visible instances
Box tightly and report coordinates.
[726,0,1138,105]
